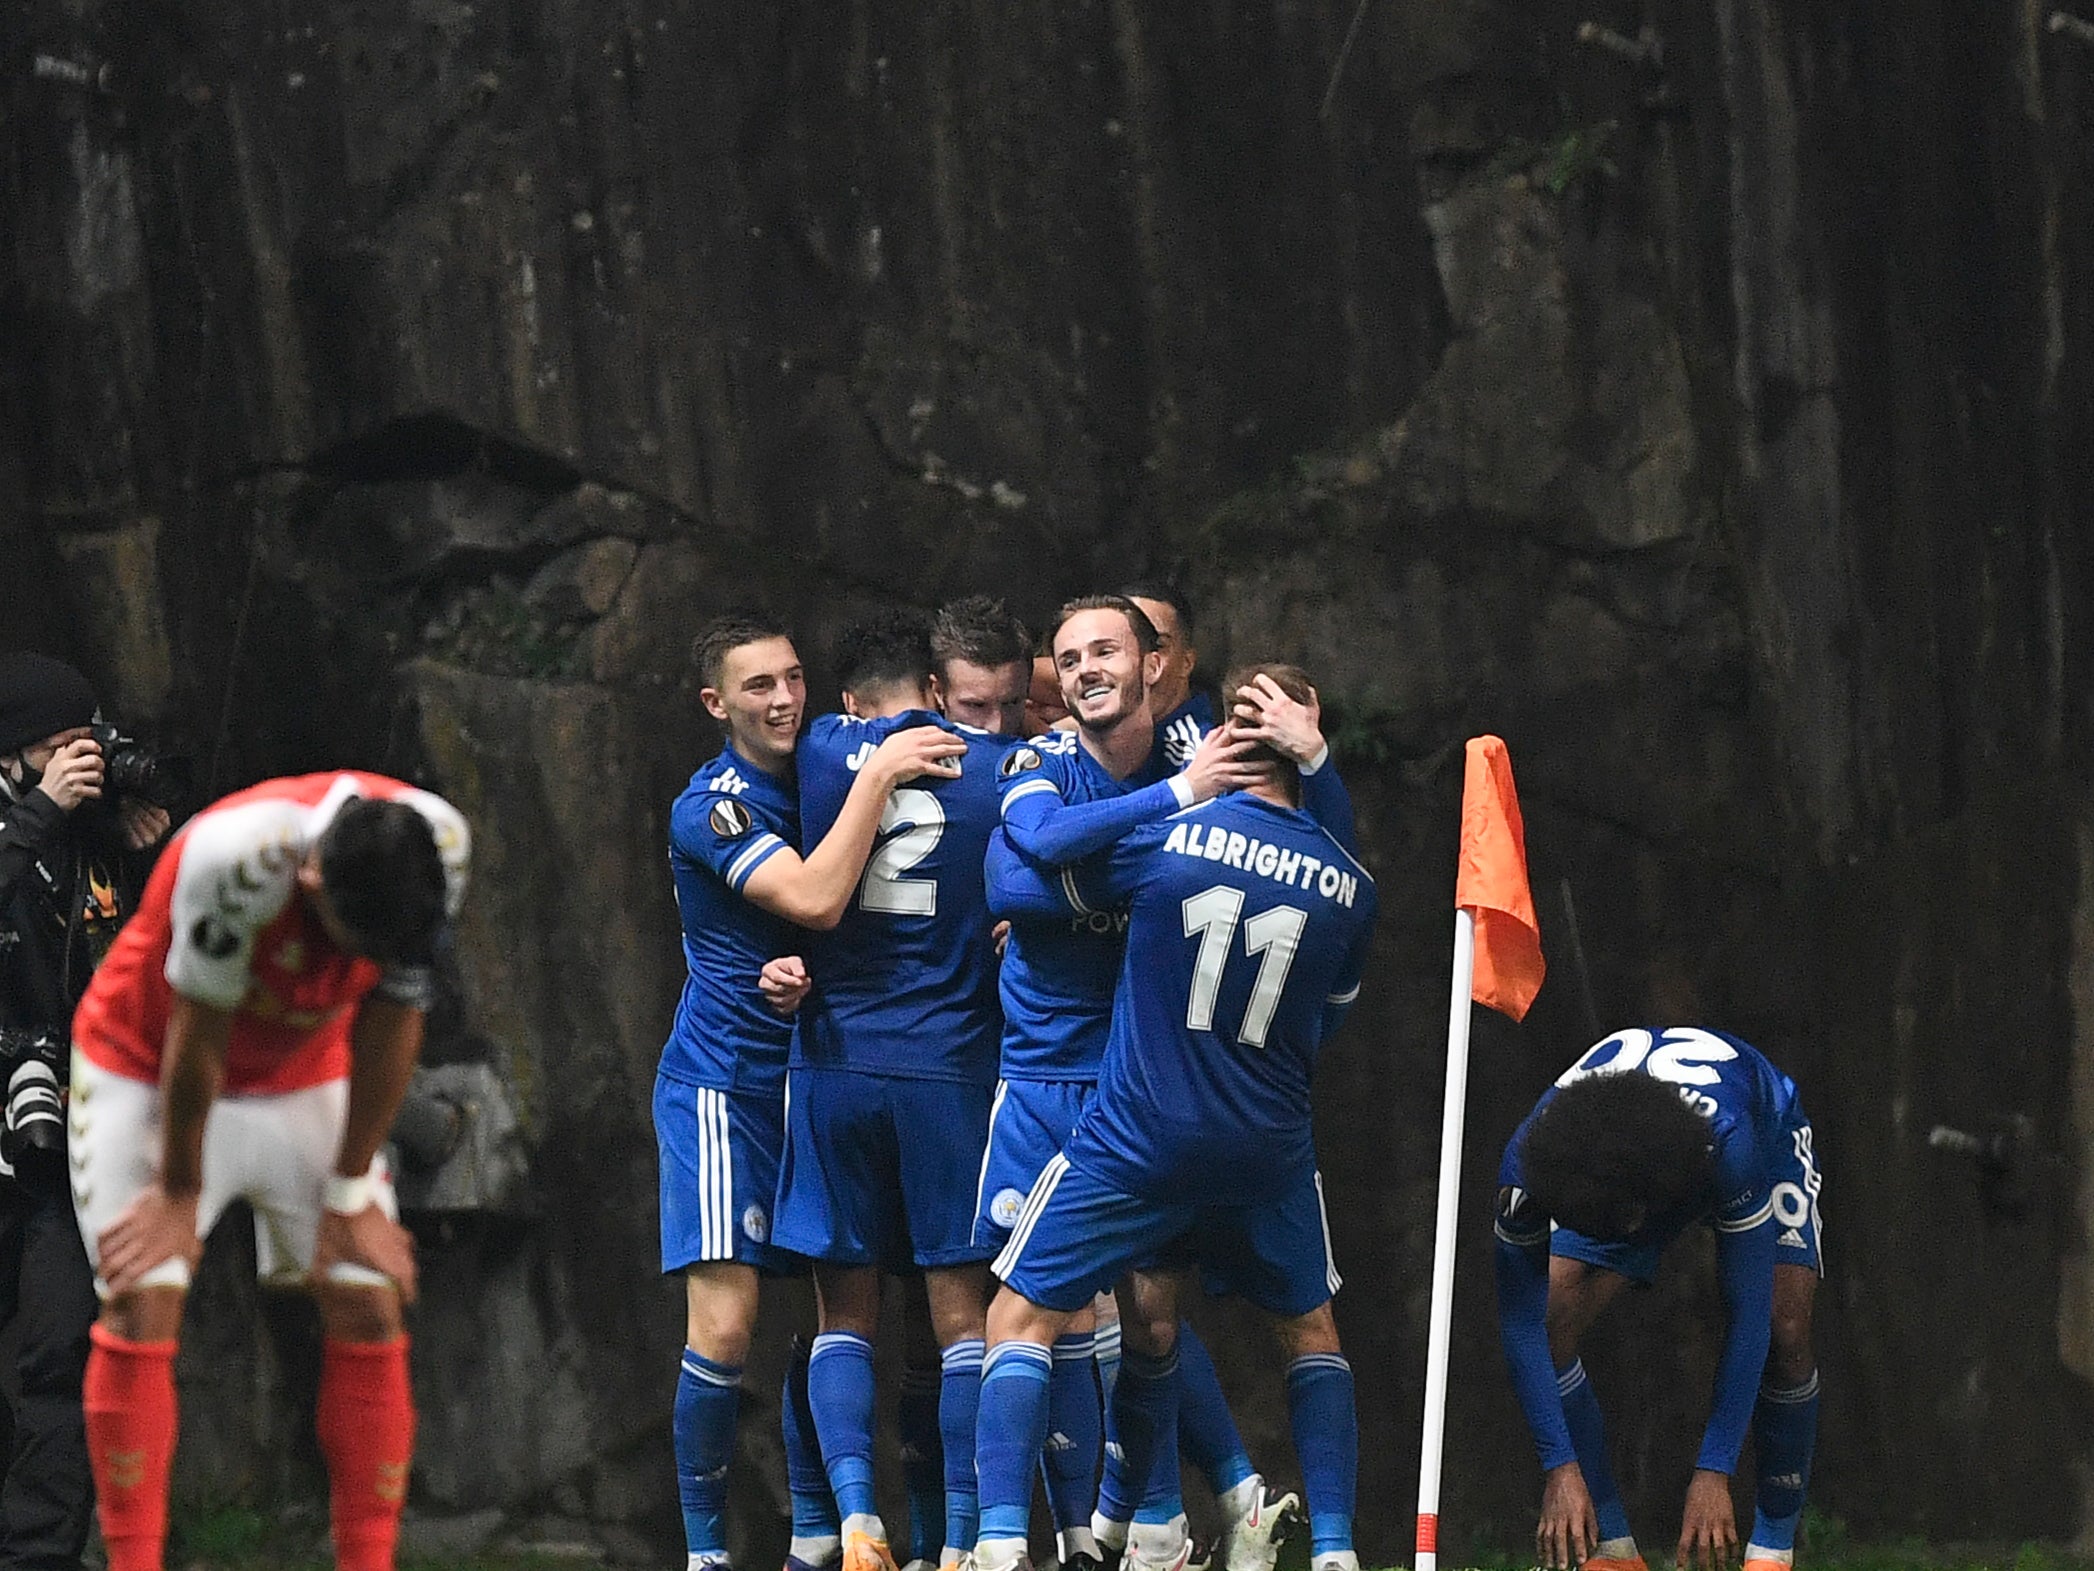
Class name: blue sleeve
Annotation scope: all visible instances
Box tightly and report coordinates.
[1067,821,1170,911]
[1299,755,1358,855]
[671,792,789,894]
[1495,1235,1575,1470]
[1003,777,1188,867]
[984,829,1081,920]
[1319,919,1372,1040]
[1698,1216,1778,1472]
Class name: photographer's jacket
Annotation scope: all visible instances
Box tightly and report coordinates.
[0,784,133,1031]
[72,772,470,1091]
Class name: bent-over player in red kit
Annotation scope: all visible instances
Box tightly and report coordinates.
[67,772,469,1571]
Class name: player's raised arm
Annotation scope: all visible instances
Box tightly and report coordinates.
[1229,673,1358,852]
[1001,723,1262,867]
[742,724,963,930]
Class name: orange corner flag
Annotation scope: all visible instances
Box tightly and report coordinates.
[1455,735,1545,1021]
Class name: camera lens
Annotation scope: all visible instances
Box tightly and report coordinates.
[3,1059,65,1163]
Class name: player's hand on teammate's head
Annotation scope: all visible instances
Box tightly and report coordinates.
[1536,1461,1600,1570]
[313,1203,419,1304]
[992,919,1011,958]
[1179,722,1267,803]
[1229,673,1324,764]
[760,954,813,1016]
[96,1183,203,1297]
[1675,1469,1739,1571]
[868,724,966,786]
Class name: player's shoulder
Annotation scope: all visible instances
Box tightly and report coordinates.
[170,796,307,923]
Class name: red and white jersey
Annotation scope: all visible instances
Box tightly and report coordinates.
[73,772,470,1094]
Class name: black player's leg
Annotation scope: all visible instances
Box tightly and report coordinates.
[1543,1255,1630,1366]
[1766,1264,1816,1384]
[1745,1265,1821,1567]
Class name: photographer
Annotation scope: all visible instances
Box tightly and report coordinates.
[0,652,169,1571]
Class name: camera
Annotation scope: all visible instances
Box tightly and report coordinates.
[0,1030,66,1173]
[86,721,190,810]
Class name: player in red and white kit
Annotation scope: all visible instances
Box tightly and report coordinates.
[67,771,469,1571]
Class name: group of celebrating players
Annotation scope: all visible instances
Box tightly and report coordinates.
[656,586,1826,1571]
[34,582,1824,1571]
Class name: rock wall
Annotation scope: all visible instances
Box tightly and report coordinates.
[4,0,2093,1560]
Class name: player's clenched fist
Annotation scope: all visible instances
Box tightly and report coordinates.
[759,954,813,1016]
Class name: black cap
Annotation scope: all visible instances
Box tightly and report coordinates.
[0,653,98,756]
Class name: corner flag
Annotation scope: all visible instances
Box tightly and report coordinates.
[1417,735,1545,1571]
[1455,735,1545,1021]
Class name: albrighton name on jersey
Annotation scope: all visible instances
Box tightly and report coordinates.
[663,747,801,1093]
[1061,794,1376,1207]
[792,711,1010,1084]
[73,772,470,1095]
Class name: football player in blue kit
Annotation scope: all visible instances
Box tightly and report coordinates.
[975,663,1378,1571]
[659,615,969,1571]
[980,597,1267,1571]
[1494,1029,1822,1571]
[1120,585,1212,769]
[770,609,1013,1571]
[985,601,1353,1571]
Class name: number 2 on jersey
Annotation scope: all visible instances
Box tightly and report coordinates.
[1181,886,1308,1048]
[860,787,945,915]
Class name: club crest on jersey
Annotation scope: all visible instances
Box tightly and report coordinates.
[1000,746,1042,778]
[991,1188,1027,1229]
[742,1204,769,1243]
[709,799,753,839]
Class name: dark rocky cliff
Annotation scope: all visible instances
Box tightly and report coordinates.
[4,0,2092,1560]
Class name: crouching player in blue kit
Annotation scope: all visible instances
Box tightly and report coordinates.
[1494,1029,1822,1571]
[660,614,967,1571]
[771,611,1012,1571]
[975,663,1377,1571]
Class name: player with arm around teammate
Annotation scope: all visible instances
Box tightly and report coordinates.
[68,772,468,1571]
[1494,1029,1822,1571]
[975,663,1377,1571]
[661,613,965,1571]
[770,611,1009,1571]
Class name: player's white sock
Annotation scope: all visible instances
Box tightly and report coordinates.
[1091,1514,1129,1555]
[843,1512,889,1544]
[1128,1516,1190,1564]
[792,1535,842,1566]
[1743,1545,1793,1566]
[1595,1536,1639,1560]
[1058,1526,1101,1564]
[975,1535,1029,1571]
[1309,1554,1357,1571]
[1215,1474,1262,1523]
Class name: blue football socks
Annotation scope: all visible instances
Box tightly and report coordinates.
[898,1360,944,1563]
[1749,1370,1820,1556]
[808,1332,880,1522]
[675,1348,741,1559]
[784,1337,841,1561]
[1116,1346,1184,1525]
[976,1341,1054,1548]
[940,1338,986,1558]
[1045,1332,1103,1537]
[1178,1323,1256,1496]
[1287,1353,1357,1558]
[1558,1360,1633,1543]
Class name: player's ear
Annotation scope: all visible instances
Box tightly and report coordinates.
[1143,647,1166,687]
[699,686,729,724]
[841,689,865,719]
[927,672,948,710]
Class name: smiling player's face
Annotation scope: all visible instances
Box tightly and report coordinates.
[1054,609,1157,734]
[704,637,806,771]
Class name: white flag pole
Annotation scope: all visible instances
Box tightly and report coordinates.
[1415,905,1477,1571]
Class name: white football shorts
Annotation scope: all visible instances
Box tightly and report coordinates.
[69,1052,396,1295]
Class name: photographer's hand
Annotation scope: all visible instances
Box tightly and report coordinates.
[118,799,171,851]
[33,737,103,813]
[97,1182,202,1296]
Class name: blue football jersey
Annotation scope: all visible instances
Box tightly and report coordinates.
[1061,794,1377,1205]
[662,747,800,1093]
[989,732,1175,1081]
[792,711,1009,1084]
[1155,692,1217,769]
[1494,1027,1805,1248]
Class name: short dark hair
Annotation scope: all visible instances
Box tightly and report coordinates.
[1050,595,1158,656]
[1119,582,1195,638]
[931,596,1032,679]
[692,612,794,690]
[1517,1071,1717,1241]
[835,608,934,698]
[319,799,448,967]
[1221,661,1315,784]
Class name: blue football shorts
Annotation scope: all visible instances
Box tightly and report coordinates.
[991,1154,1342,1317]
[653,1071,797,1275]
[771,1066,995,1269]
[973,1077,1094,1250]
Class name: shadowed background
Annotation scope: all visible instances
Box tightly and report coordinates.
[3,0,2093,1561]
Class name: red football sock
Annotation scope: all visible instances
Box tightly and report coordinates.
[83,1324,179,1571]
[317,1337,416,1571]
